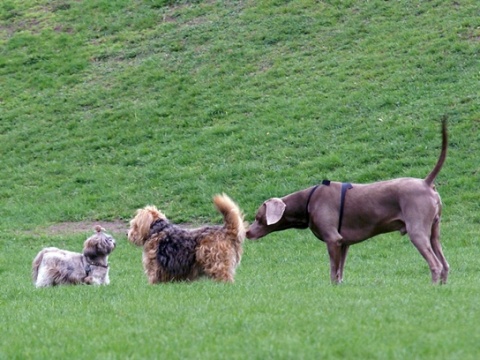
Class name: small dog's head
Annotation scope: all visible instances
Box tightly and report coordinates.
[83,225,116,258]
[127,205,167,246]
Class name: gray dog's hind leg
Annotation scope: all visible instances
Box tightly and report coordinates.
[430,218,449,284]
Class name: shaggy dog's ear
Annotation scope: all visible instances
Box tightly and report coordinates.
[128,206,160,245]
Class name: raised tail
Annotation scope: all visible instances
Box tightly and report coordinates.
[425,116,448,186]
[213,193,246,243]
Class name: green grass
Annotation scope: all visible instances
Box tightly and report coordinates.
[1,0,479,358]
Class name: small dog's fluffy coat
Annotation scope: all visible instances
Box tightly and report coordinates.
[32,226,116,287]
[127,193,246,283]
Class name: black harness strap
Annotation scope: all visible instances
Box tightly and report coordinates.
[305,185,320,219]
[320,180,353,234]
[338,182,353,233]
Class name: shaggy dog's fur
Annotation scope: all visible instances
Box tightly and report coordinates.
[32,226,116,287]
[127,193,246,283]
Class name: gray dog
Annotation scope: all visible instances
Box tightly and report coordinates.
[247,119,448,284]
[32,226,116,287]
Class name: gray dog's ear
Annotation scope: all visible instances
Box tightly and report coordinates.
[83,240,98,258]
[265,198,286,225]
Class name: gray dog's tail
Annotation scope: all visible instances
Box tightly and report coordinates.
[32,247,59,284]
[425,116,448,186]
[213,193,246,244]
[32,249,47,284]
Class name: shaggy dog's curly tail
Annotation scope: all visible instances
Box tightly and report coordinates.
[213,193,246,243]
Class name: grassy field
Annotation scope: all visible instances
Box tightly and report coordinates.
[1,0,479,359]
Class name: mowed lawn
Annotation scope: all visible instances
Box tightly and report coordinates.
[1,0,479,359]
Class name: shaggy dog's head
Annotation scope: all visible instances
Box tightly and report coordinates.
[127,205,167,246]
[83,225,116,259]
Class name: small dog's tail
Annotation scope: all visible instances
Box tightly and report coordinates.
[213,193,246,243]
[32,248,53,284]
[425,116,448,186]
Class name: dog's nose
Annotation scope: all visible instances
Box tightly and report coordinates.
[245,229,260,240]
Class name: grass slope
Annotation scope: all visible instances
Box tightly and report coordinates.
[1,0,479,359]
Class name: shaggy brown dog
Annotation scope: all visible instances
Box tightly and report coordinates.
[32,226,116,287]
[127,194,246,283]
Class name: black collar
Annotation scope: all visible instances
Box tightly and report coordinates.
[305,185,320,223]
[305,180,331,224]
[85,258,109,269]
[88,263,109,269]
[83,257,108,277]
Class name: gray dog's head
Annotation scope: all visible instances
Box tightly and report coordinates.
[83,225,116,259]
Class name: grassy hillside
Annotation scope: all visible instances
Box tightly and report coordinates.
[1,0,478,226]
[1,0,479,359]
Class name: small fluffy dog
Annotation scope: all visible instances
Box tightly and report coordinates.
[32,225,116,287]
[127,193,246,283]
